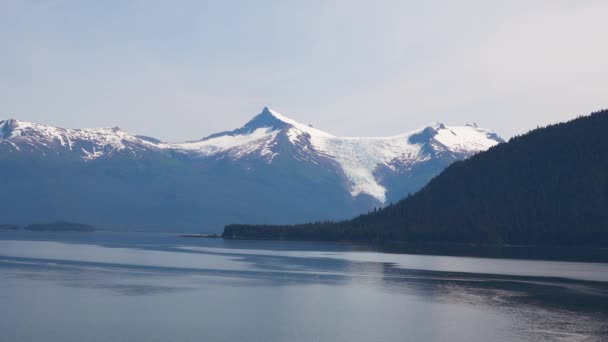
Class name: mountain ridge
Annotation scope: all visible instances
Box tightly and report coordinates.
[0,107,502,203]
[0,107,502,231]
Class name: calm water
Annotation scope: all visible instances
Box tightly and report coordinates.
[0,231,607,342]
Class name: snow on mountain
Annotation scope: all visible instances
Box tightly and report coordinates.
[267,108,334,139]
[179,107,502,202]
[166,107,333,161]
[432,123,500,152]
[169,127,280,160]
[0,118,159,159]
[311,135,421,202]
[0,107,503,202]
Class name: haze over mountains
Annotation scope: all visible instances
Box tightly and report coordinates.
[0,107,502,231]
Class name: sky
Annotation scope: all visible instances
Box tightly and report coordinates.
[1,0,607,142]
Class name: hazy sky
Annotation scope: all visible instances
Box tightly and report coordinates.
[1,1,607,141]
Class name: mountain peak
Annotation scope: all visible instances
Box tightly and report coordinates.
[244,107,334,137]
[406,122,502,148]
[408,125,442,144]
[1,118,20,127]
[243,107,291,131]
[0,118,20,138]
[431,122,446,130]
[262,107,296,125]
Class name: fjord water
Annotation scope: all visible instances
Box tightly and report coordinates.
[1,232,607,342]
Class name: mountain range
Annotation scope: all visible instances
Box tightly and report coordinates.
[224,109,608,246]
[0,107,502,231]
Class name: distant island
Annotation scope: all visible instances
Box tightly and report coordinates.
[24,222,96,232]
[180,233,221,238]
[223,109,608,247]
[0,224,20,231]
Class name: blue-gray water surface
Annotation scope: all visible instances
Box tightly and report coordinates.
[1,231,607,342]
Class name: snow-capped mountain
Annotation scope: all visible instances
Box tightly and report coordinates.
[0,107,503,231]
[0,117,161,159]
[171,107,501,202]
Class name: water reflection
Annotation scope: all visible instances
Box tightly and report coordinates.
[0,232,607,342]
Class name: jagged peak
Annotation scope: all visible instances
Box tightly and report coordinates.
[0,118,128,134]
[243,107,334,137]
[0,120,10,139]
[1,118,26,129]
[0,118,27,139]
[407,122,502,146]
[408,125,441,144]
[243,107,291,131]
[78,125,125,134]
[1,118,17,124]
[430,122,446,130]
